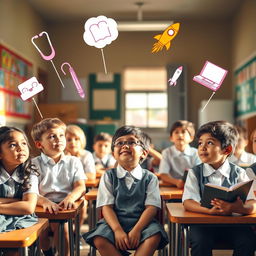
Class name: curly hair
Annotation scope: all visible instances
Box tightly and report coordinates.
[0,126,39,192]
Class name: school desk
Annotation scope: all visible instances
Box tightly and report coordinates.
[35,199,84,256]
[166,202,256,256]
[86,179,100,189]
[0,218,49,256]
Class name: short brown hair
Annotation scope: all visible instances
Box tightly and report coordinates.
[94,132,112,144]
[31,118,66,142]
[234,125,247,140]
[170,120,195,138]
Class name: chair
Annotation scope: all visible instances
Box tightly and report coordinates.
[89,201,168,256]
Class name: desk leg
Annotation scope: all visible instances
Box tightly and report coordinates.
[183,225,189,256]
[19,247,28,256]
[176,223,182,256]
[88,200,93,231]
[58,222,65,256]
[68,219,75,256]
[75,213,80,256]
[169,221,176,256]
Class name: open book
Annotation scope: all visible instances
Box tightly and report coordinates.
[201,180,253,209]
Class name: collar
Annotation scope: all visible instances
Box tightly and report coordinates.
[203,159,230,178]
[0,166,23,185]
[171,144,193,156]
[116,164,143,180]
[239,151,249,162]
[40,152,67,165]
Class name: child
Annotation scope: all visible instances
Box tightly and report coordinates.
[183,121,256,256]
[159,120,200,188]
[229,125,256,166]
[66,124,96,180]
[0,126,39,256]
[83,125,168,256]
[31,118,86,256]
[93,132,116,175]
[65,124,96,229]
[250,128,256,155]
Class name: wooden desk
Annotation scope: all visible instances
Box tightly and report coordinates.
[36,199,84,256]
[86,179,100,189]
[0,218,49,256]
[160,187,183,200]
[166,203,256,256]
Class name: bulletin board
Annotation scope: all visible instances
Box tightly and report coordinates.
[89,73,121,120]
[0,43,33,119]
[234,54,256,118]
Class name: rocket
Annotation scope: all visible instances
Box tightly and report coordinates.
[151,23,180,53]
[168,66,183,86]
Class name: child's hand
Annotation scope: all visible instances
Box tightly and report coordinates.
[176,179,184,189]
[128,229,141,249]
[114,229,130,251]
[210,198,233,215]
[43,200,62,214]
[58,197,76,210]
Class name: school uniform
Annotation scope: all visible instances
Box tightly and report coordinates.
[92,152,116,169]
[246,163,256,195]
[183,160,256,256]
[0,165,39,233]
[229,151,256,166]
[80,149,96,175]
[32,152,86,202]
[83,165,168,254]
[159,145,200,179]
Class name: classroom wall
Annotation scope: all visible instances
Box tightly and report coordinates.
[46,18,232,127]
[232,0,256,69]
[0,0,48,72]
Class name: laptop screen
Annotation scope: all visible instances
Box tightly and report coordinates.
[201,61,227,84]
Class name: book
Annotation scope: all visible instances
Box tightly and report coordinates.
[200,180,253,209]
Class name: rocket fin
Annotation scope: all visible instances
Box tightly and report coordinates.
[154,35,161,40]
[165,41,171,50]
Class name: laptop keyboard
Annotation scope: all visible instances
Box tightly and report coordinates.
[193,76,218,90]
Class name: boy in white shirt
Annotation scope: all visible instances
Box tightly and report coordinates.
[159,120,200,188]
[183,121,256,256]
[31,118,86,256]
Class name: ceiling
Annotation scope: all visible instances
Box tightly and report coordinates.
[28,0,243,23]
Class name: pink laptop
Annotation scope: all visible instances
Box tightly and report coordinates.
[193,61,228,92]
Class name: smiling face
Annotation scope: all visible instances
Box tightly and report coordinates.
[170,127,193,151]
[65,132,83,156]
[0,131,29,173]
[197,133,231,169]
[112,134,148,171]
[35,126,66,162]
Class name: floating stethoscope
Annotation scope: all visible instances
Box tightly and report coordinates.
[61,62,85,98]
[31,31,65,88]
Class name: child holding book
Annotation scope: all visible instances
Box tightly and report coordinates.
[159,120,200,188]
[83,125,168,256]
[0,126,39,256]
[31,118,86,256]
[183,121,256,256]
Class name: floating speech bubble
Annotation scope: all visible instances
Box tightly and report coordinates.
[83,15,118,49]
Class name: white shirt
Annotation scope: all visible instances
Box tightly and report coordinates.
[159,145,201,179]
[182,160,255,203]
[96,164,161,209]
[0,166,39,197]
[80,150,96,174]
[246,167,256,194]
[93,152,116,168]
[32,153,87,202]
[229,151,256,166]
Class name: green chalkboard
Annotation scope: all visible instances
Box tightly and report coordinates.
[89,74,121,120]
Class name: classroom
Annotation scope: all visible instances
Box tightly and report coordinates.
[0,0,255,256]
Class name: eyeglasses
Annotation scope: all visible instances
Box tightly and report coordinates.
[113,140,142,148]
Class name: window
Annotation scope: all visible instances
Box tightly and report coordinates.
[124,67,167,128]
